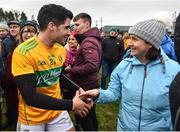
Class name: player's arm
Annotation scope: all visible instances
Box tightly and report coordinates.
[15,73,73,110]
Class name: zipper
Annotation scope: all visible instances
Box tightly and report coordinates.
[138,65,147,130]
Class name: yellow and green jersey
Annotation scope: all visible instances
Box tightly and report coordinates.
[12,36,66,125]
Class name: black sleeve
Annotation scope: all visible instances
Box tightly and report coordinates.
[119,39,125,60]
[15,73,73,110]
[169,72,180,125]
[174,13,180,64]
[101,39,105,50]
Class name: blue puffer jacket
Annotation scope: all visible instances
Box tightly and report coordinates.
[97,50,180,131]
[161,34,177,61]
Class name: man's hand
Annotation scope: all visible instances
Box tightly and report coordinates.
[64,65,72,73]
[72,90,93,117]
[79,88,94,105]
[79,89,100,100]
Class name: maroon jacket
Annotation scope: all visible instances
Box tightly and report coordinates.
[1,52,18,110]
[69,27,102,90]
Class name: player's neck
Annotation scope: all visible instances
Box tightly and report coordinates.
[37,32,54,48]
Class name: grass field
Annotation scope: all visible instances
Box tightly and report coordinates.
[95,69,119,131]
[96,102,119,130]
[69,101,119,131]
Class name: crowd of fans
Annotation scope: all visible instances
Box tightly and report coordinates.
[0,4,180,131]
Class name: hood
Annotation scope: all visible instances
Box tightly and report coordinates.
[161,33,174,46]
[124,49,168,75]
[83,27,102,40]
[74,27,102,44]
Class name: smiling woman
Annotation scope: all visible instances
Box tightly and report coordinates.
[19,21,38,43]
[80,19,180,131]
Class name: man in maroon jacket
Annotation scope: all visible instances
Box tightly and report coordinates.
[65,13,102,131]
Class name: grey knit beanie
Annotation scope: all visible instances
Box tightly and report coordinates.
[128,19,166,50]
[0,22,9,31]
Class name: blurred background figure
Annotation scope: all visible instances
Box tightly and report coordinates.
[0,22,10,129]
[169,12,180,131]
[99,28,106,39]
[64,34,79,68]
[174,13,180,64]
[122,31,130,50]
[1,20,38,130]
[153,11,177,61]
[62,33,79,100]
[101,27,124,89]
[0,20,20,130]
[1,20,20,70]
[0,22,9,41]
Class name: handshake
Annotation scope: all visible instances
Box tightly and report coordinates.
[72,88,99,117]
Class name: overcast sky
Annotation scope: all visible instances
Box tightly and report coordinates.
[0,0,179,27]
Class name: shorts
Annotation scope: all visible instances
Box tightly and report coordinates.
[17,111,74,131]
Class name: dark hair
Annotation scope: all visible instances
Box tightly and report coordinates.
[146,46,161,61]
[37,4,73,31]
[73,13,91,27]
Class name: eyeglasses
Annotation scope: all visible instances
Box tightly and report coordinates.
[9,25,19,29]
[22,30,36,35]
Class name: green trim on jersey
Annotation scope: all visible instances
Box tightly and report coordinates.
[19,39,38,55]
[35,66,63,87]
[56,43,64,48]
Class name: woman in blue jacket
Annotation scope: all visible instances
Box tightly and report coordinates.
[80,19,180,131]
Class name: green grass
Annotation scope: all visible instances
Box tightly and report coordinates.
[96,69,119,131]
[96,102,119,130]
[69,102,119,131]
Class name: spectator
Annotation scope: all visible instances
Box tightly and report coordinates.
[174,13,180,64]
[101,27,124,89]
[0,22,9,41]
[1,20,20,63]
[0,22,8,129]
[0,20,20,129]
[169,12,180,130]
[19,21,38,43]
[64,34,79,68]
[154,11,177,61]
[1,20,38,130]
[63,34,79,100]
[122,31,130,50]
[80,19,180,131]
[65,12,102,131]
[0,41,3,131]
[169,72,180,130]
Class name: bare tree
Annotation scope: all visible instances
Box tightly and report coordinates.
[12,10,21,20]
